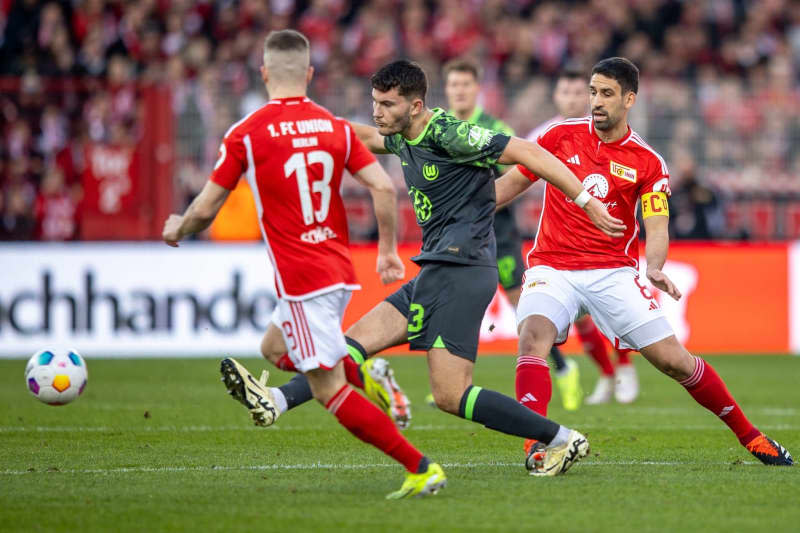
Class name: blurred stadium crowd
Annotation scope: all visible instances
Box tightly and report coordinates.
[1,0,799,242]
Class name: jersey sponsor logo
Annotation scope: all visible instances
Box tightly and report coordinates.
[408,186,433,224]
[422,162,439,181]
[641,192,669,219]
[582,174,609,199]
[610,161,637,183]
[458,123,495,149]
[300,225,338,244]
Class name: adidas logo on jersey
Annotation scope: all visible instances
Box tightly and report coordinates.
[520,393,537,404]
[567,154,581,165]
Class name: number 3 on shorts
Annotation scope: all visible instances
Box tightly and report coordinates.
[408,303,425,334]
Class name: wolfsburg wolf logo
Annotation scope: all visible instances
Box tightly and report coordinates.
[422,162,439,181]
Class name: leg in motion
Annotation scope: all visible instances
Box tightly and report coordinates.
[305,362,447,498]
[640,335,793,466]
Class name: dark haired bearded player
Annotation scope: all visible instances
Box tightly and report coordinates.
[497,57,793,468]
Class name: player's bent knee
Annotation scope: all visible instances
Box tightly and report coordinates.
[429,386,462,414]
[639,335,694,381]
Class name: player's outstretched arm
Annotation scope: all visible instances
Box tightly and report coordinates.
[162,181,230,247]
[495,166,534,209]
[351,122,390,154]
[352,162,405,284]
[643,214,681,301]
[498,137,626,238]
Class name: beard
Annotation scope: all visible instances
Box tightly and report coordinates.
[376,110,412,136]
[593,111,618,131]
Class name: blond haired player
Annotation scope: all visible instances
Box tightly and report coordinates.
[162,30,447,498]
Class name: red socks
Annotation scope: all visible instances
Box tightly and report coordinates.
[342,357,365,388]
[679,356,760,446]
[576,319,614,376]
[275,353,364,389]
[515,355,552,417]
[326,385,423,472]
[616,349,633,366]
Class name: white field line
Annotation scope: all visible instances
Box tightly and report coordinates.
[1,423,797,433]
[0,460,773,477]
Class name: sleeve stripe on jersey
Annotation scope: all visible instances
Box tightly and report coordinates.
[223,107,261,140]
[243,134,286,297]
[344,123,352,165]
[538,117,591,139]
[623,201,641,269]
[627,133,669,175]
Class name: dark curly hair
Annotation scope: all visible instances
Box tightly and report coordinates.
[371,60,427,101]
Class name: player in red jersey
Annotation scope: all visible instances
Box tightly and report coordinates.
[527,69,640,407]
[497,57,793,468]
[161,30,447,498]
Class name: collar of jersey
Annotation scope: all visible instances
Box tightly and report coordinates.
[590,119,633,145]
[405,108,445,145]
[268,96,310,104]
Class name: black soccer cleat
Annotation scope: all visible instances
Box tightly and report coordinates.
[746,433,794,466]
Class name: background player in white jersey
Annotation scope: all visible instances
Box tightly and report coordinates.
[444,58,583,412]
[528,69,641,406]
[161,30,448,499]
[497,57,793,468]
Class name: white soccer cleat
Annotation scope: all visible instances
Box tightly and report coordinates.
[220,358,280,427]
[585,375,614,405]
[614,364,639,404]
[529,430,590,477]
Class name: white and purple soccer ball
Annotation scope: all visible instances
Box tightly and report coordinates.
[25,349,88,405]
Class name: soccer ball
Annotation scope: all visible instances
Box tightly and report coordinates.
[25,349,88,405]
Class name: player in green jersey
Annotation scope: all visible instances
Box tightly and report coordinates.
[442,57,583,412]
[343,60,624,475]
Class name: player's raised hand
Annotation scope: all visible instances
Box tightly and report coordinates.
[583,197,626,238]
[376,251,405,285]
[646,268,682,301]
[162,214,184,247]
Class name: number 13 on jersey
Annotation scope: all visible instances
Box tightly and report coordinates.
[284,150,334,225]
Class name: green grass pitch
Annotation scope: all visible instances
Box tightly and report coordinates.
[1,354,798,532]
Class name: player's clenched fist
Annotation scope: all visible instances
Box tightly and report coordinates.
[582,197,626,238]
[376,252,405,285]
[162,214,184,247]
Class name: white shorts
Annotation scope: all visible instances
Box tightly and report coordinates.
[270,289,351,373]
[516,266,674,350]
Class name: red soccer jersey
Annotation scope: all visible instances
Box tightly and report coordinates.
[517,117,670,270]
[211,97,377,299]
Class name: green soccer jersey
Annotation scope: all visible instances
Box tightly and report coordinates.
[383,108,511,266]
[464,106,514,176]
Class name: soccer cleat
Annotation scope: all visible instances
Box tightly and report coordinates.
[585,375,614,405]
[614,364,639,404]
[362,358,411,430]
[524,441,547,472]
[529,430,590,476]
[219,358,279,427]
[385,463,447,499]
[555,359,583,411]
[746,433,794,466]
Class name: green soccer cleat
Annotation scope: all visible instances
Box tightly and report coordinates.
[219,357,279,427]
[529,430,590,477]
[362,358,411,429]
[555,359,583,411]
[386,463,447,500]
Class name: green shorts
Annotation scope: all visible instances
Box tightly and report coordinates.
[494,207,524,290]
[385,262,498,361]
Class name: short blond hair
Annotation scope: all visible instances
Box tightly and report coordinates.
[263,30,310,84]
